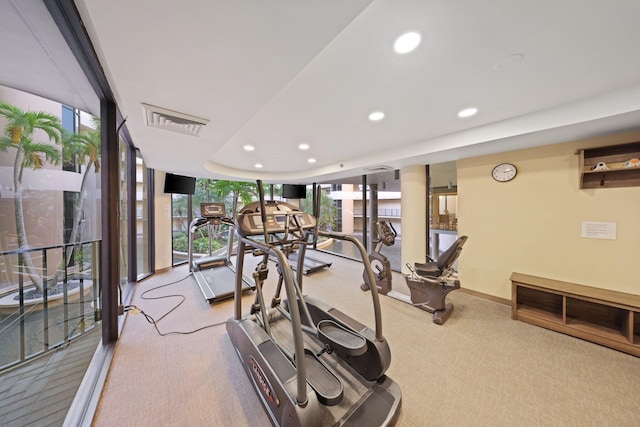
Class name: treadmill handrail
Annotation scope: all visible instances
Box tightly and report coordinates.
[318,230,384,341]
[188,216,235,272]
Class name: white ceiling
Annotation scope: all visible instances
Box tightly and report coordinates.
[0,0,98,115]
[5,1,640,185]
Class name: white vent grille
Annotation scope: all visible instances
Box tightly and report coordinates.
[363,165,394,173]
[142,103,209,137]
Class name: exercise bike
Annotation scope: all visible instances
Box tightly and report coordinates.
[361,220,468,325]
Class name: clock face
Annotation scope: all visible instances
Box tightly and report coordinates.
[492,163,517,182]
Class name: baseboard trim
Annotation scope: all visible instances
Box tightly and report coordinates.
[459,288,510,306]
[154,265,173,275]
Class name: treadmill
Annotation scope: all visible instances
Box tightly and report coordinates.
[189,202,254,303]
[287,250,332,275]
[226,183,401,427]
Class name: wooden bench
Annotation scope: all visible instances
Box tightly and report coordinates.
[511,272,640,357]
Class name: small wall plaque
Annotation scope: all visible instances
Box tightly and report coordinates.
[581,221,616,240]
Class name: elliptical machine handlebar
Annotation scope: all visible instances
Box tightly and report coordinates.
[317,229,385,341]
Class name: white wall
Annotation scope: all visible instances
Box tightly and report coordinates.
[458,130,640,300]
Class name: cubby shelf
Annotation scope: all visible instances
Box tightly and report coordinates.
[511,272,640,357]
[578,141,640,188]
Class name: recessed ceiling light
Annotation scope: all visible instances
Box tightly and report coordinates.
[368,111,385,122]
[308,158,316,164]
[243,145,255,151]
[254,163,263,169]
[298,143,310,150]
[393,31,421,54]
[457,107,478,118]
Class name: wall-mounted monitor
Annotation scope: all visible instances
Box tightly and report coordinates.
[281,184,307,199]
[164,173,196,195]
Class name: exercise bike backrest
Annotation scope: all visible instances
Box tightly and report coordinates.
[436,235,468,271]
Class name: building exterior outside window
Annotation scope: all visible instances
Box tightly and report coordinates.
[0,86,101,369]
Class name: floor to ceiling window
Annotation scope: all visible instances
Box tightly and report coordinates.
[0,83,104,427]
[319,171,402,271]
[118,139,129,286]
[170,178,263,265]
[135,152,151,278]
[171,193,191,266]
[428,161,458,259]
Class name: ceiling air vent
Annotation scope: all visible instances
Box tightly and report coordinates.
[141,103,209,137]
[363,165,394,173]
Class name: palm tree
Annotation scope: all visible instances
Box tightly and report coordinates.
[0,102,63,292]
[195,178,213,204]
[301,187,337,230]
[209,180,260,219]
[60,118,100,271]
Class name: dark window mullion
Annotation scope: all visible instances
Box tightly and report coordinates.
[147,167,155,275]
[126,146,136,283]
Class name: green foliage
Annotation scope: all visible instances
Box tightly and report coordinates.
[0,103,63,146]
[62,124,101,173]
[172,231,225,253]
[0,102,66,291]
[195,179,260,218]
[0,102,64,178]
[301,188,337,230]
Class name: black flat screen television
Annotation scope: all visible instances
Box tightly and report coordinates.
[164,173,196,195]
[281,184,307,199]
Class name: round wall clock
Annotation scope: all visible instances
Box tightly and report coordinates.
[491,163,517,182]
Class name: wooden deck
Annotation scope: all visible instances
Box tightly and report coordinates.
[0,326,101,426]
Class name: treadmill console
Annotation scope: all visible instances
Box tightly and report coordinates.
[201,202,226,219]
[236,200,316,238]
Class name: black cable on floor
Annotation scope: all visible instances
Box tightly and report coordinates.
[125,273,226,336]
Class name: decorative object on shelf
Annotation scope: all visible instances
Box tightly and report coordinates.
[491,162,517,182]
[591,161,609,171]
[578,141,640,188]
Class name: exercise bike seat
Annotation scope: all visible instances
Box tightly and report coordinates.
[415,235,468,278]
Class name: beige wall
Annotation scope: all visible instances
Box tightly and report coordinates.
[401,165,427,274]
[154,170,173,270]
[457,130,640,300]
[340,184,355,234]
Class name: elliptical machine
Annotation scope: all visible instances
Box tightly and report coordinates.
[361,220,468,325]
[226,182,401,427]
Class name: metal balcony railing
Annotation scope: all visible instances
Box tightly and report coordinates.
[352,208,401,217]
[0,240,101,371]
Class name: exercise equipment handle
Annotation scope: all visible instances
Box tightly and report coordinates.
[256,180,270,245]
[319,230,384,341]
